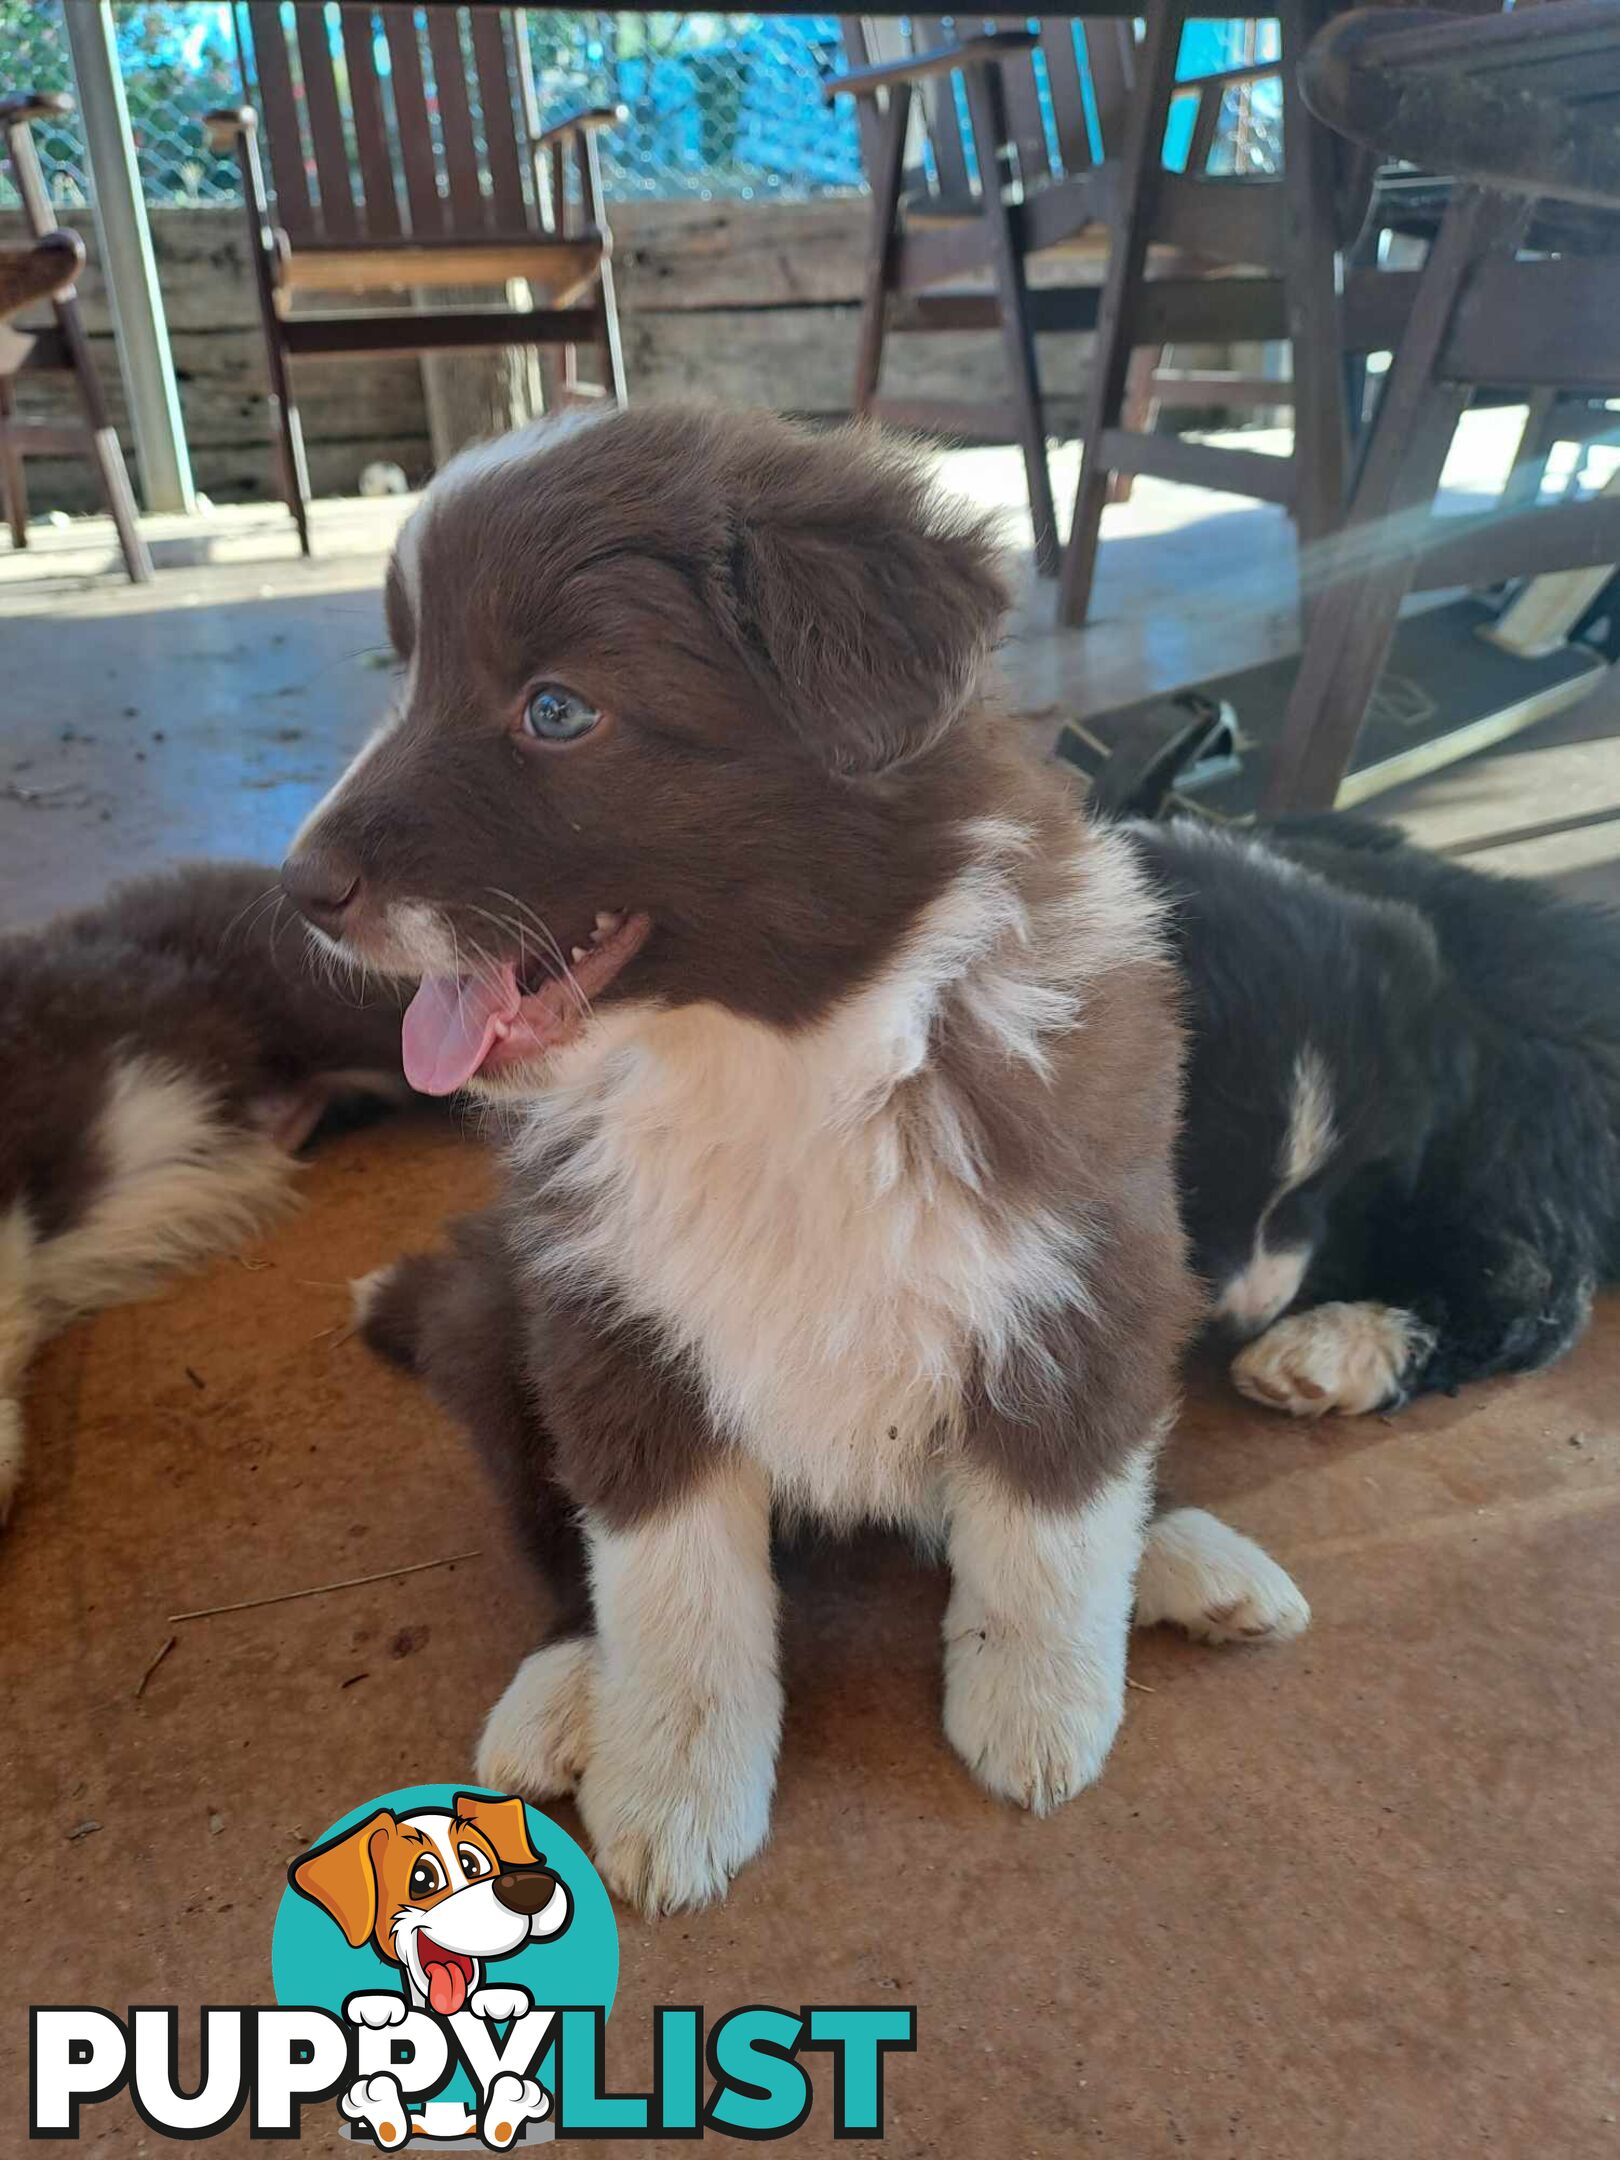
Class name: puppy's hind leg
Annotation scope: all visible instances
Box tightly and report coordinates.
[1135,1507,1310,1645]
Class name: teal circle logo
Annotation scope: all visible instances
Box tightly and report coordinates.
[271,1783,616,2142]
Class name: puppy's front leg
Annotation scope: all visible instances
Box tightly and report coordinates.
[578,1459,781,1914]
[943,1448,1153,1813]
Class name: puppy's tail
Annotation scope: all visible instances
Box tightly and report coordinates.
[1136,1505,1310,1645]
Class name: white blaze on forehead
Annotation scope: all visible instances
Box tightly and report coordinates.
[1211,1046,1337,1336]
[1281,1047,1336,1188]
[401,1811,468,1887]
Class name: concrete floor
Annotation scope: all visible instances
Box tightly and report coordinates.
[3,447,1619,2156]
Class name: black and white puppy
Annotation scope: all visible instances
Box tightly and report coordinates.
[1126,813,1620,1417]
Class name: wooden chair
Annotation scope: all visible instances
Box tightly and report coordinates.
[207,3,626,555]
[0,91,153,583]
[1055,1,1394,626]
[1264,1,1620,810]
[829,16,1284,577]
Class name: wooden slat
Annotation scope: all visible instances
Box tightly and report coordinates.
[246,2,314,240]
[871,392,1020,437]
[470,9,529,236]
[295,3,358,240]
[988,16,1052,185]
[341,6,402,239]
[1411,494,1620,592]
[1084,19,1136,156]
[1098,426,1296,503]
[1041,18,1093,175]
[381,6,446,237]
[1152,172,1287,268]
[911,18,972,201]
[279,238,600,295]
[282,305,600,356]
[426,6,486,231]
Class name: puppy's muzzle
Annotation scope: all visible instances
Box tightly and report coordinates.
[282,842,361,937]
[491,1866,560,1916]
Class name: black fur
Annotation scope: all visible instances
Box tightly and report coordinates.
[1126,814,1620,1407]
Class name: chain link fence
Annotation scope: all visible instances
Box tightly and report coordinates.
[2,6,1279,215]
[0,3,861,209]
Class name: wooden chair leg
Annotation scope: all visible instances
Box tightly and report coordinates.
[0,376,28,546]
[962,63,1058,575]
[88,421,153,582]
[1109,345,1160,507]
[1263,187,1531,812]
[269,345,312,559]
[1058,2,1184,625]
[577,131,627,406]
[51,287,153,583]
[852,85,911,418]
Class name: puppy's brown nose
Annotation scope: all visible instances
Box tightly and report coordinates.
[281,845,360,935]
[491,1867,559,1916]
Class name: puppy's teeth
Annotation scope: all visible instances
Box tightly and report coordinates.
[571,946,588,962]
[595,910,622,932]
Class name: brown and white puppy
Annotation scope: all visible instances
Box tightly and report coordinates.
[285,405,1307,1913]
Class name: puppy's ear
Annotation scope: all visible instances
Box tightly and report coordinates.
[721,427,1009,775]
[453,1790,539,1870]
[290,1810,393,1949]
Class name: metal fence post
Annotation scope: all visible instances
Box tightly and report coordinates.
[62,0,195,515]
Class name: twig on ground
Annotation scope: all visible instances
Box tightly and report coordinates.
[167,1551,481,1624]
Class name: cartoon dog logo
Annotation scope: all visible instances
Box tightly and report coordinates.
[291,1791,571,2149]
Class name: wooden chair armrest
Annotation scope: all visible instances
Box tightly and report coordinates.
[824,29,1038,104]
[0,90,75,130]
[203,106,258,151]
[1172,60,1280,92]
[531,104,626,154]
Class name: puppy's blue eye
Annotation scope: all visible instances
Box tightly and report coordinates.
[523,684,600,742]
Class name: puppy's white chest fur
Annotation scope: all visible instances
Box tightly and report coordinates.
[514,860,1099,1524]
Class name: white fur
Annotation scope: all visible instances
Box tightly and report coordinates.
[31,1058,292,1323]
[1212,1046,1337,1336]
[1213,1242,1313,1335]
[1233,1300,1435,1417]
[512,829,1160,1527]
[575,1463,781,1913]
[941,1448,1154,1811]
[477,1635,598,1801]
[0,1059,294,1523]
[1135,1507,1311,1643]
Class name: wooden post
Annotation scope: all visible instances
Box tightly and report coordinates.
[62,0,194,513]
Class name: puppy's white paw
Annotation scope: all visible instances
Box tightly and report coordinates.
[340,2072,410,2148]
[344,1991,409,2031]
[475,1636,598,1800]
[943,1623,1123,1814]
[480,2072,549,2150]
[583,1753,781,1926]
[1136,1507,1310,1645]
[1232,1302,1434,1418]
[469,1984,531,2025]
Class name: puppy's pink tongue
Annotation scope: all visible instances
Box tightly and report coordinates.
[402,967,520,1096]
[427,1961,467,2016]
